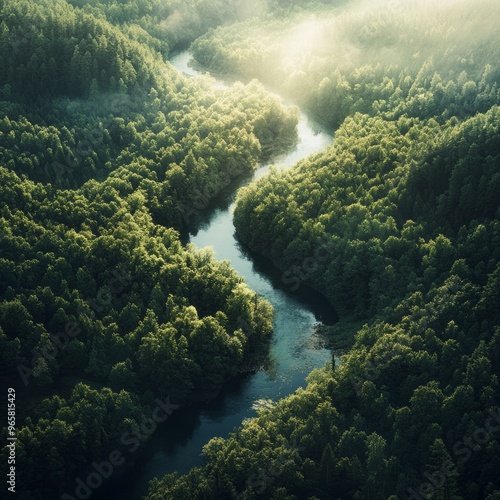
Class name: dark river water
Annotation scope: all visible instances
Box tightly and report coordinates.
[95,50,336,500]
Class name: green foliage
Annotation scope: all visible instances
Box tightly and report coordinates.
[8,383,147,499]
[0,1,301,498]
[191,0,500,128]
[2,0,500,499]
[0,157,277,496]
[234,107,500,317]
[0,61,297,207]
[146,1,500,499]
[145,252,500,498]
[67,0,259,56]
[0,0,160,99]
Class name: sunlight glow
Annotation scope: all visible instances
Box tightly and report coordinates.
[280,18,330,71]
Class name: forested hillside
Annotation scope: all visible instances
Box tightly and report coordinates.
[154,110,500,496]
[0,0,298,498]
[191,0,500,129]
[1,0,499,499]
[235,109,500,318]
[147,0,500,499]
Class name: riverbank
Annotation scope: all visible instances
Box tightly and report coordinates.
[95,50,336,500]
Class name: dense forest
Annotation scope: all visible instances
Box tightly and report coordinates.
[147,0,500,499]
[1,0,499,499]
[0,0,297,498]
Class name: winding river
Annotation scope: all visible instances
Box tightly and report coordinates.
[95,51,336,500]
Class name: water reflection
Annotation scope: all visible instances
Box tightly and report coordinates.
[96,51,336,500]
